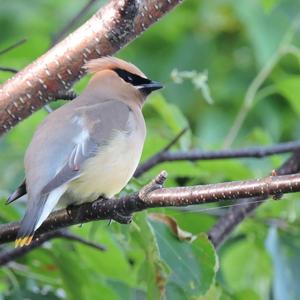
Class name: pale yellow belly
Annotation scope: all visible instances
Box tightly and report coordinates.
[66,130,144,203]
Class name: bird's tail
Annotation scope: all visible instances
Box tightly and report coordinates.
[15,194,48,247]
[15,185,67,247]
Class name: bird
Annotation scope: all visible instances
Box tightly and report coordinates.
[8,56,163,247]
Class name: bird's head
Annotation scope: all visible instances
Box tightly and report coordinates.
[84,56,163,102]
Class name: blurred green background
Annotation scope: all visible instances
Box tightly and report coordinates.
[1,0,300,299]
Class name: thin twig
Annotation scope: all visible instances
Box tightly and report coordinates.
[57,90,77,101]
[0,67,18,74]
[0,38,27,56]
[0,229,106,266]
[0,231,59,266]
[43,91,77,113]
[56,230,106,251]
[135,140,300,177]
[161,128,189,152]
[10,138,300,203]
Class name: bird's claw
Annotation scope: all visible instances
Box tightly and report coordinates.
[66,204,75,217]
[111,211,132,224]
[91,194,110,210]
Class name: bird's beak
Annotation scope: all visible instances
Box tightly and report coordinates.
[137,80,163,94]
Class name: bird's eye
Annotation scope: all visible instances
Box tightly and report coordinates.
[127,76,133,82]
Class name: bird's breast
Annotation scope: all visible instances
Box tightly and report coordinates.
[66,125,145,203]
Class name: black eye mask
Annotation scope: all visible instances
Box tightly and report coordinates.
[114,68,151,86]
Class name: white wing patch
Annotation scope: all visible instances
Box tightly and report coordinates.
[69,128,90,171]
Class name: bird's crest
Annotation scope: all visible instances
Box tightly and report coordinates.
[84,56,146,78]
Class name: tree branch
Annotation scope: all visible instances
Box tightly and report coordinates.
[135,140,300,177]
[0,229,105,266]
[1,171,300,245]
[56,230,106,251]
[0,231,59,266]
[0,0,183,135]
[208,151,300,248]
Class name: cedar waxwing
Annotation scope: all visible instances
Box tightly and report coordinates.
[8,57,163,247]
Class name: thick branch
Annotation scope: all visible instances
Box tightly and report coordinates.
[1,172,300,245]
[135,140,300,177]
[0,0,183,135]
[208,151,300,248]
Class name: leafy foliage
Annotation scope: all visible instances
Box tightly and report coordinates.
[1,0,300,299]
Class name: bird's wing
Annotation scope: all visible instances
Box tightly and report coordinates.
[25,98,131,197]
[41,99,131,194]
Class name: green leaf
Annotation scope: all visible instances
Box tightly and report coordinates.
[232,289,261,300]
[107,280,145,300]
[261,0,279,12]
[147,93,191,149]
[132,213,165,300]
[148,217,218,297]
[233,0,289,67]
[198,284,222,300]
[53,242,119,300]
[221,238,272,299]
[72,224,136,285]
[276,76,300,116]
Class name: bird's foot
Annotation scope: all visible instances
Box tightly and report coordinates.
[111,210,132,224]
[66,203,76,217]
[96,194,109,202]
[92,194,132,224]
[91,194,110,211]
